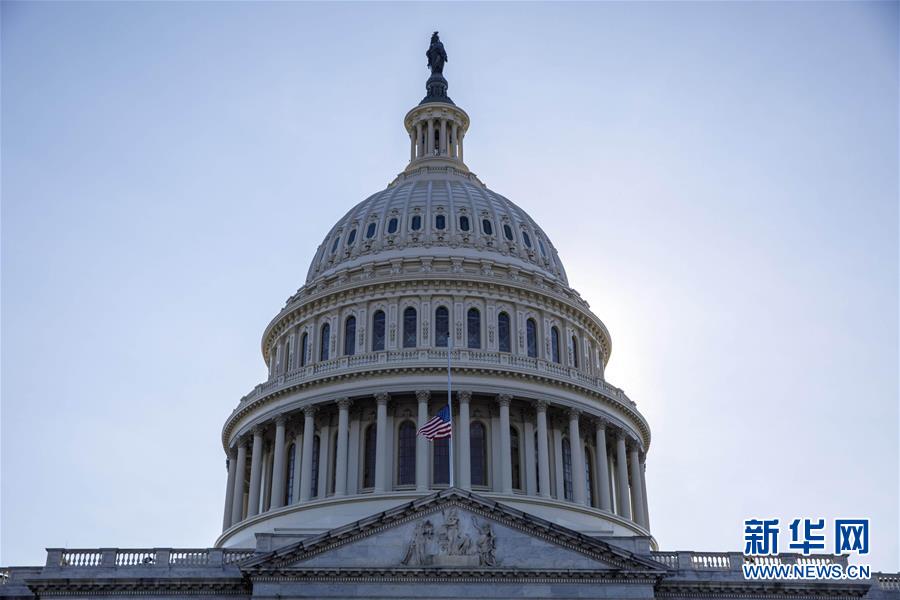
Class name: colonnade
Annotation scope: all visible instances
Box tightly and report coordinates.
[409,116,464,162]
[222,392,650,533]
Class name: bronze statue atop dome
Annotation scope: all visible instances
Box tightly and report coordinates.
[427,31,447,75]
[421,31,454,105]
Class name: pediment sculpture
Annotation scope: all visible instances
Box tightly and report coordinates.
[401,507,497,567]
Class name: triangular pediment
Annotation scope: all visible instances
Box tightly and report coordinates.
[243,489,665,575]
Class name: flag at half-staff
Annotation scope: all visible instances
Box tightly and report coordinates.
[418,405,452,440]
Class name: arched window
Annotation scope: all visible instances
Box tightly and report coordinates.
[410,215,422,231]
[497,312,511,353]
[311,434,321,497]
[285,442,296,505]
[320,323,331,361]
[331,236,341,253]
[387,218,398,234]
[522,231,532,248]
[435,306,450,347]
[470,421,488,487]
[433,437,450,485]
[538,239,547,257]
[363,425,377,489]
[562,437,573,501]
[482,219,494,236]
[365,222,376,238]
[344,316,357,356]
[285,336,295,373]
[435,214,446,230]
[526,319,538,358]
[372,310,386,351]
[510,426,521,490]
[300,332,308,367]
[403,307,417,348]
[347,229,357,246]
[584,447,594,507]
[551,326,561,364]
[398,421,416,486]
[467,308,481,349]
[571,335,578,368]
[459,215,470,231]
[503,224,514,241]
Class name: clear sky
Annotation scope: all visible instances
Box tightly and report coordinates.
[2,1,897,570]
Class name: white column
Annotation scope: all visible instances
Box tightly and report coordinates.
[415,390,430,491]
[629,441,647,527]
[568,409,586,505]
[299,406,317,502]
[641,457,651,530]
[335,398,351,496]
[316,424,329,497]
[291,429,302,504]
[374,392,389,492]
[409,131,415,162]
[451,122,458,158]
[416,122,424,158]
[247,428,264,517]
[457,390,471,489]
[498,394,513,494]
[535,401,551,498]
[222,449,237,530]
[439,119,447,155]
[426,119,434,155]
[458,131,464,162]
[270,417,287,509]
[230,441,248,525]
[615,432,632,520]
[523,419,536,495]
[594,421,612,511]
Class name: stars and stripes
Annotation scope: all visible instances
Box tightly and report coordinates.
[417,405,452,440]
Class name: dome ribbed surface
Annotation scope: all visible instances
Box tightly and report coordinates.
[305,170,568,286]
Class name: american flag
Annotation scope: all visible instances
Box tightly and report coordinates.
[418,405,452,440]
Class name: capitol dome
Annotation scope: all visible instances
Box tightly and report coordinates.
[216,41,652,552]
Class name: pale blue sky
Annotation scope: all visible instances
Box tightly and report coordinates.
[2,1,897,570]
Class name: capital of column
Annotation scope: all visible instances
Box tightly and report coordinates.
[302,405,318,417]
[336,398,353,410]
[567,408,581,420]
[497,394,513,407]
[275,415,287,426]
[533,399,548,413]
[457,390,472,403]
[615,429,627,442]
[415,390,431,403]
[375,392,390,406]
[252,425,265,437]
[594,416,608,431]
[628,436,644,453]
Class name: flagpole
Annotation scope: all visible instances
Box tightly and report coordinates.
[447,332,454,488]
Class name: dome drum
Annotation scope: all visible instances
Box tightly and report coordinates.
[218,41,654,555]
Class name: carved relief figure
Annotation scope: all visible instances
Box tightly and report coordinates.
[401,519,435,566]
[473,517,497,567]
[437,508,472,555]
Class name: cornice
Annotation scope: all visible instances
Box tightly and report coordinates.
[220,362,650,452]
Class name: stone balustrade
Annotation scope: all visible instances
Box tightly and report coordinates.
[235,348,637,413]
[43,548,255,569]
[650,551,851,572]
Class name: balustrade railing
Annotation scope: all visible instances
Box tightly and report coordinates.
[649,551,850,572]
[239,349,632,410]
[47,548,255,569]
